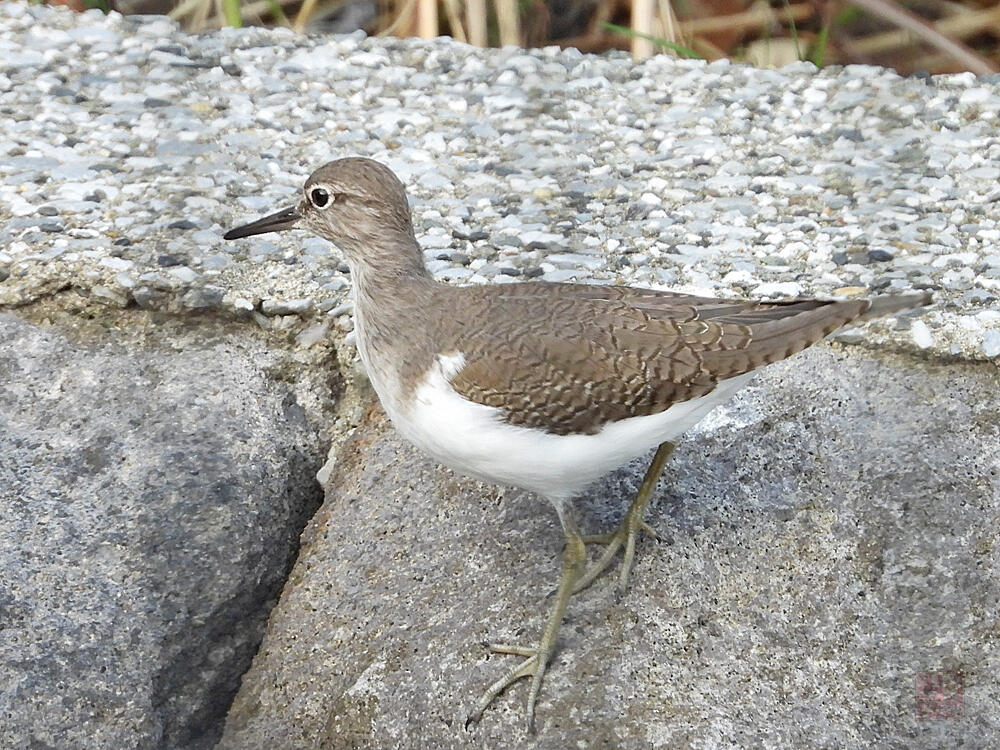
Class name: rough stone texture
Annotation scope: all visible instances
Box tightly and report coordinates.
[0,308,336,750]
[220,346,999,749]
[2,5,999,748]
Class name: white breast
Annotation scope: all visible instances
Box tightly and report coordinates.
[377,351,754,503]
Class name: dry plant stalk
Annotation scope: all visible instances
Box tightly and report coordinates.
[847,0,996,73]
[631,0,657,58]
[495,0,521,45]
[851,3,1000,56]
[441,0,468,42]
[656,0,678,44]
[165,0,997,75]
[682,2,813,37]
[380,0,420,36]
[466,0,488,45]
[293,0,320,31]
[417,0,438,37]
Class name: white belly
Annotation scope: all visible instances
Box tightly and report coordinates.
[373,351,753,503]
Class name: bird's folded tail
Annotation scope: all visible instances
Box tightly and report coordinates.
[858,291,933,321]
[701,291,933,382]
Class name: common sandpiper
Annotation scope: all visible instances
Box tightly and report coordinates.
[225,157,931,730]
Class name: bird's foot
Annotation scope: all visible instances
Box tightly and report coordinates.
[467,642,550,732]
[574,512,659,593]
[573,441,676,594]
[467,524,584,732]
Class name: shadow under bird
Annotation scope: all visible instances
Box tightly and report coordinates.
[224,157,932,731]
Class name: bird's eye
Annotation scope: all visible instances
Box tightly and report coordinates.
[309,187,332,208]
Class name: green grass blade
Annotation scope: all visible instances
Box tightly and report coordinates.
[782,0,802,60]
[603,22,702,60]
[223,0,242,28]
[265,0,290,26]
[809,23,829,67]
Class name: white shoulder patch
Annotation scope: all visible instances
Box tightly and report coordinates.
[436,351,467,380]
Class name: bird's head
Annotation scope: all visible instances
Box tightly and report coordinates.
[224,157,417,271]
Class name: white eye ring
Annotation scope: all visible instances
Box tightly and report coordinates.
[309,187,334,208]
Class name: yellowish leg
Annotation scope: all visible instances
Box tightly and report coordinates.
[468,502,585,732]
[573,441,676,594]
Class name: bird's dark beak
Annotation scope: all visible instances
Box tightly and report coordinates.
[223,205,301,240]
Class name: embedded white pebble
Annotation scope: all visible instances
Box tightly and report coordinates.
[982,330,1000,358]
[753,282,803,298]
[911,320,934,349]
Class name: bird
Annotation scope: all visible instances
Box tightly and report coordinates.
[224,156,932,731]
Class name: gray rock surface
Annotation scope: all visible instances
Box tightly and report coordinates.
[2,4,999,749]
[220,347,999,749]
[0,308,337,749]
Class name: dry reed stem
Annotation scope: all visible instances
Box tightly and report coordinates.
[191,0,212,30]
[656,0,678,44]
[632,0,656,58]
[380,0,420,36]
[417,0,438,37]
[194,0,295,28]
[495,0,521,45]
[466,0,487,45]
[589,0,615,35]
[167,0,205,23]
[851,3,1000,55]
[441,0,467,42]
[165,0,999,76]
[293,0,321,31]
[848,0,996,73]
[681,2,813,36]
[690,35,726,60]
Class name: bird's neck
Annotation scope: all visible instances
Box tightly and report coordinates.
[348,233,437,359]
[348,231,433,298]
